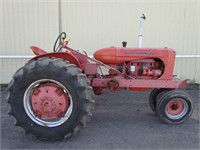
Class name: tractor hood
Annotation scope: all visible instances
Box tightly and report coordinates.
[94,47,176,64]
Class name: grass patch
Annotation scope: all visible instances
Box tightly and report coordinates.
[186,83,200,90]
[0,84,8,89]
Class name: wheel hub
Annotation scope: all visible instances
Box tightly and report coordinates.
[171,104,178,110]
[31,83,69,120]
[41,97,56,113]
[167,99,184,115]
[24,79,73,127]
[165,98,189,120]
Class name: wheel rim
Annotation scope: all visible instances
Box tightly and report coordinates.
[165,98,188,120]
[23,79,73,127]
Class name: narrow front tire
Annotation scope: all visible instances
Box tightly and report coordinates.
[156,90,193,124]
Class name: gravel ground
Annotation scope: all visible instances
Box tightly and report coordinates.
[0,87,199,149]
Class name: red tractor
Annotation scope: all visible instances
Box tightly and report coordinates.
[7,17,194,140]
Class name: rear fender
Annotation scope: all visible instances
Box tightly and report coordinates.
[30,46,48,55]
[30,52,81,68]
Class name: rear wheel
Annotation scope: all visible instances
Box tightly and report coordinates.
[23,79,73,127]
[156,90,193,124]
[149,88,169,112]
[7,57,95,140]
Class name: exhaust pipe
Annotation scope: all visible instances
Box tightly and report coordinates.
[137,14,146,48]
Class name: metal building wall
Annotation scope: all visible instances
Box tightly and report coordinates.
[60,0,200,82]
[0,0,59,83]
[1,0,200,83]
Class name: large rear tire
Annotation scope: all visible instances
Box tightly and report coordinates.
[7,57,95,140]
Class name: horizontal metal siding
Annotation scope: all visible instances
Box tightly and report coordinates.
[60,0,200,83]
[1,0,59,83]
[61,0,199,53]
[174,58,200,82]
[1,0,199,83]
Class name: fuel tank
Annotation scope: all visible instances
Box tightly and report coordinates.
[94,47,176,64]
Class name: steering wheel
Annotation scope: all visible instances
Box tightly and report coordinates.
[53,32,66,52]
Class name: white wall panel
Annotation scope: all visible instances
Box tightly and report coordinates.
[1,0,200,83]
[174,58,200,82]
[60,0,199,53]
[1,0,59,83]
[60,0,200,83]
[0,0,3,84]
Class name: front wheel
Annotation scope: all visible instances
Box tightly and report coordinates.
[149,88,169,112]
[156,90,193,124]
[7,57,95,140]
